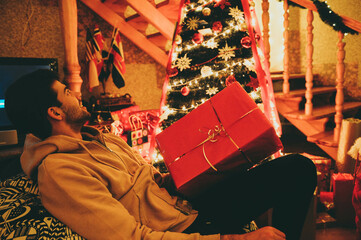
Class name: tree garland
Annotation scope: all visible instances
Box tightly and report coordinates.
[276,0,358,35]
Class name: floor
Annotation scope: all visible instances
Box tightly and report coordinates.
[280,123,357,240]
[316,228,357,240]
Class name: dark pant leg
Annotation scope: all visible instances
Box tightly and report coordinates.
[184,154,317,240]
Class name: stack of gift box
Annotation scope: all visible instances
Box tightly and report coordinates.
[110,105,160,162]
[319,173,355,227]
[301,153,333,193]
[301,153,356,226]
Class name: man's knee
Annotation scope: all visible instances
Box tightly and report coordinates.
[286,154,317,189]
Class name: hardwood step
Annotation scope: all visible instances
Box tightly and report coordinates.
[283,101,361,120]
[271,73,311,92]
[307,130,338,147]
[274,86,336,99]
[271,73,308,81]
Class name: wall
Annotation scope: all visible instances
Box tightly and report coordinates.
[0,0,165,110]
[298,0,361,100]
[254,0,285,72]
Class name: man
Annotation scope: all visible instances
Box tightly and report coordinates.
[5,69,317,240]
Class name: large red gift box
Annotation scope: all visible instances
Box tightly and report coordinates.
[156,82,283,195]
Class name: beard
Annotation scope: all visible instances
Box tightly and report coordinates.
[61,104,91,129]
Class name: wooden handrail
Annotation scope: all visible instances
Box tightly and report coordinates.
[290,0,361,33]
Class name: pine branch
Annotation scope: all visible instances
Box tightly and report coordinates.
[275,0,358,35]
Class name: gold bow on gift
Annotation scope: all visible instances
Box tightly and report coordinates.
[169,103,259,172]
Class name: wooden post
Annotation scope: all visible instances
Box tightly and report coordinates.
[58,0,82,99]
[283,0,290,94]
[262,0,270,69]
[305,9,314,116]
[334,32,345,143]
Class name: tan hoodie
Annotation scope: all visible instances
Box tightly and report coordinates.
[20,126,220,240]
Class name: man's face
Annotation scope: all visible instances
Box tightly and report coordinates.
[51,81,91,126]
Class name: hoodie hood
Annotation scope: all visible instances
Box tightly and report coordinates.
[21,126,103,178]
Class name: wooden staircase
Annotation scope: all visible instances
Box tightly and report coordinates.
[273,73,361,160]
[79,0,181,68]
[261,0,361,161]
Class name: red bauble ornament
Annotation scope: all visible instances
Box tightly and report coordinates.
[241,36,252,48]
[202,7,211,16]
[167,67,178,77]
[192,32,204,44]
[181,86,190,96]
[212,21,223,33]
[255,34,261,41]
[247,76,259,89]
[225,75,237,86]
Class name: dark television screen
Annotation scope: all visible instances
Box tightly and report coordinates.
[0,57,58,144]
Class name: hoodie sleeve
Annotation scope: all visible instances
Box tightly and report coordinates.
[37,157,220,240]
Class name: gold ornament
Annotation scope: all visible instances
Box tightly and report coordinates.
[249,1,256,7]
[175,35,182,45]
[202,7,211,16]
[240,23,248,31]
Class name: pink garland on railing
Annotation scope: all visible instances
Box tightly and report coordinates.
[241,0,282,136]
[149,0,186,161]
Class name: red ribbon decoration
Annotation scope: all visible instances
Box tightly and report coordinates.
[241,0,282,137]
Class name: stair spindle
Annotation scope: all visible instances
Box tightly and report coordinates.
[334,31,346,143]
[262,0,271,69]
[305,9,314,116]
[283,0,290,94]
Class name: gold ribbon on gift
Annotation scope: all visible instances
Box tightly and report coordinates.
[169,101,259,171]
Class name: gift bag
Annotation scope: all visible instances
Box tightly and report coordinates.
[127,115,149,147]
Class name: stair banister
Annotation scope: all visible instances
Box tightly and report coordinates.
[305,9,314,116]
[283,0,290,94]
[334,31,345,143]
[262,0,271,70]
[58,0,82,99]
[290,0,361,33]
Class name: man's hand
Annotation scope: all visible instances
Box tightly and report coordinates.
[220,226,286,240]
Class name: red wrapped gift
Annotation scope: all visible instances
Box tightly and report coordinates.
[156,82,283,196]
[332,173,355,226]
[129,109,160,135]
[301,153,332,192]
[111,105,140,131]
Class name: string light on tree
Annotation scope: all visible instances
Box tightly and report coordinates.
[160,0,263,132]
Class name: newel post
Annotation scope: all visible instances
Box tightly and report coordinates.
[334,31,345,143]
[58,0,82,99]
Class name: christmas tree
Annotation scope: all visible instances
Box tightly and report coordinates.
[160,0,263,129]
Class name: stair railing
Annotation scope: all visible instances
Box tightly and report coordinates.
[260,0,361,144]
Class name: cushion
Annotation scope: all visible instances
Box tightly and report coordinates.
[0,173,85,239]
[0,174,257,239]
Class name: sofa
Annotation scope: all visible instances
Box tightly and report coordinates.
[0,149,257,239]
